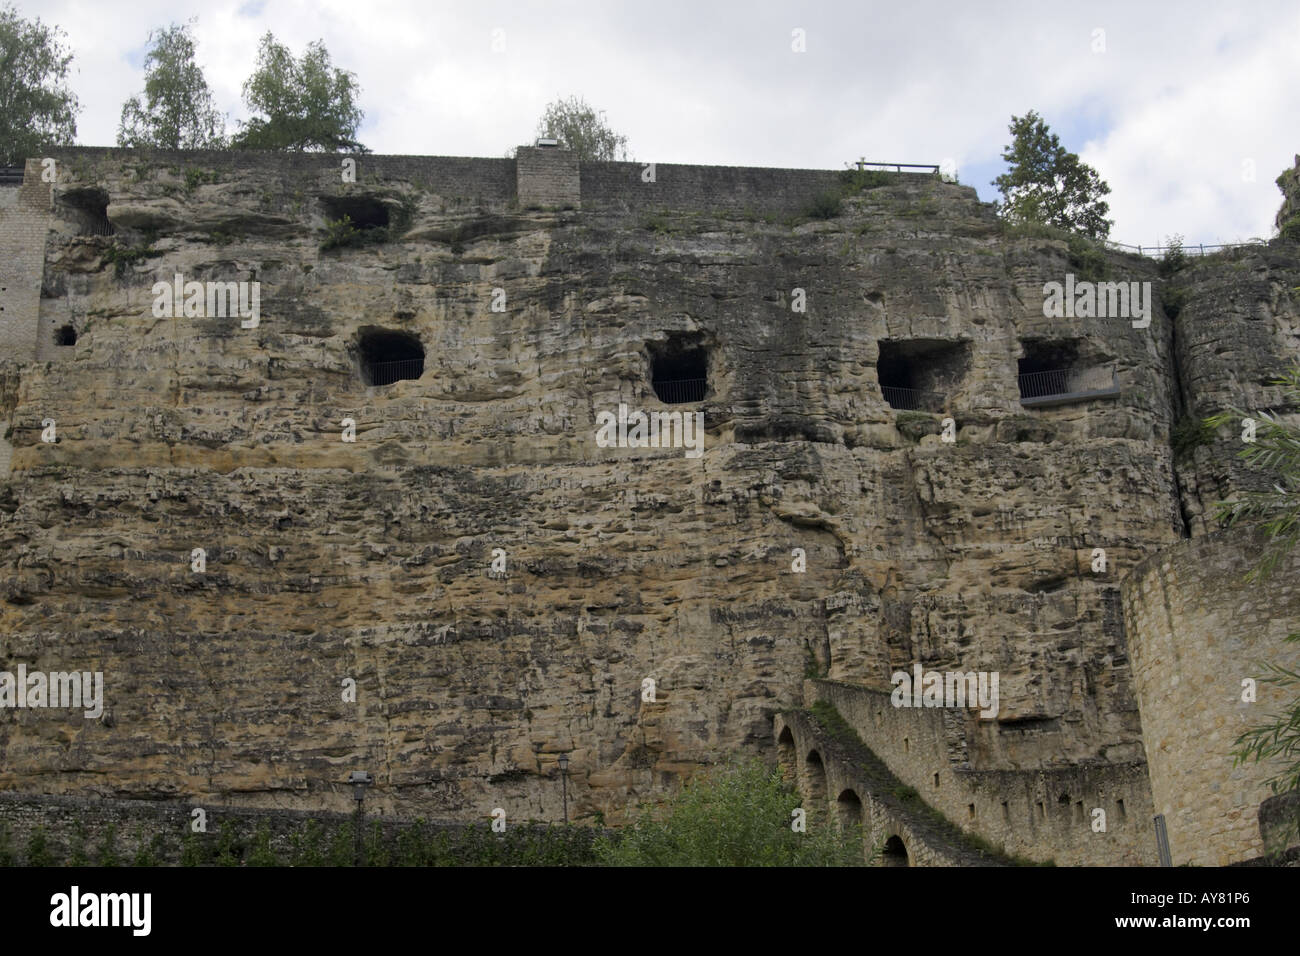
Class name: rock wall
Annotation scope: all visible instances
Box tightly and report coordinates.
[0,146,1296,856]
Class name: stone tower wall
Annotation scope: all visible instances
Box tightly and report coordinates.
[1123,527,1300,865]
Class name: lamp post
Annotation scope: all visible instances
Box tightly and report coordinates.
[348,771,373,866]
[558,754,570,825]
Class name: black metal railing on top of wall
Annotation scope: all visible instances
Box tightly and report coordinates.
[652,378,707,404]
[1017,364,1118,403]
[363,359,425,386]
[880,385,945,413]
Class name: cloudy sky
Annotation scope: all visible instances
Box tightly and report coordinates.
[16,0,1300,245]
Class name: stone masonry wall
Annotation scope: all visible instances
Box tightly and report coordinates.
[516,147,580,209]
[1122,526,1300,865]
[0,161,49,363]
[810,679,1156,864]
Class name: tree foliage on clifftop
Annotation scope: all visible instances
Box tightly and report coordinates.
[117,20,226,150]
[993,110,1113,241]
[231,33,366,152]
[0,3,80,166]
[525,95,628,161]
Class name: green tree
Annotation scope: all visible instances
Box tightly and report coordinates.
[117,20,226,149]
[232,33,365,152]
[594,757,865,866]
[528,95,628,161]
[1206,366,1300,823]
[0,3,80,166]
[993,110,1113,240]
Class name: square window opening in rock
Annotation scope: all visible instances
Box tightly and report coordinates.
[649,338,708,404]
[321,196,391,231]
[58,187,115,237]
[876,339,969,411]
[357,328,425,386]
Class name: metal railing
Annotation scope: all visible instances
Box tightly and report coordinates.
[849,161,941,174]
[80,217,116,237]
[1103,239,1267,259]
[364,358,424,386]
[880,385,945,412]
[652,378,707,404]
[0,166,22,187]
[1018,364,1119,406]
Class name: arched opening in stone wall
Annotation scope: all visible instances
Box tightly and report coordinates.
[803,750,827,817]
[836,789,864,836]
[881,834,909,867]
[357,328,425,386]
[55,325,76,346]
[649,334,708,404]
[777,727,796,784]
[876,338,969,412]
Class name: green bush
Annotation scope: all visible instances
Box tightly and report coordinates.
[320,214,363,251]
[839,168,892,193]
[214,823,240,866]
[95,824,119,867]
[1066,234,1107,281]
[180,830,205,867]
[26,827,55,866]
[67,823,89,866]
[103,242,163,278]
[289,819,327,866]
[594,757,863,866]
[1159,233,1188,277]
[247,822,278,866]
[131,829,164,867]
[1280,216,1300,243]
[804,191,843,220]
[1172,415,1216,458]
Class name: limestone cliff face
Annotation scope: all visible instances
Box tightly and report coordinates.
[0,148,1296,826]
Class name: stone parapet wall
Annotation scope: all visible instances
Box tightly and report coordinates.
[809,679,1157,865]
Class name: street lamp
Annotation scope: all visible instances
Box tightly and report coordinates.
[349,771,373,865]
[558,754,570,825]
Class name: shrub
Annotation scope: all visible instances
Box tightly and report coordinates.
[839,168,892,193]
[95,824,119,867]
[594,757,863,866]
[131,829,164,867]
[246,822,278,866]
[1160,233,1188,277]
[804,191,843,220]
[26,827,55,866]
[320,214,363,251]
[1066,234,1107,281]
[1172,414,1216,458]
[1280,216,1300,243]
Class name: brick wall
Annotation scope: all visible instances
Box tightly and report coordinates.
[1123,526,1300,865]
